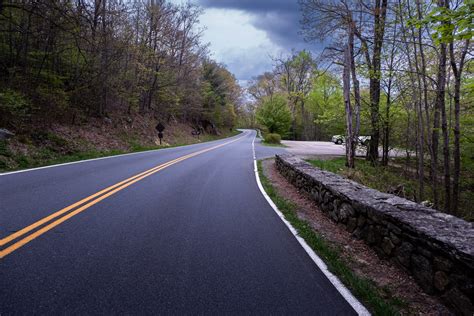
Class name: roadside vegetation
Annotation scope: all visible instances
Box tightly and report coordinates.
[257,160,405,315]
[261,133,284,147]
[0,124,240,172]
[255,94,292,145]
[307,157,473,222]
[260,141,287,148]
[239,1,473,218]
[0,1,243,171]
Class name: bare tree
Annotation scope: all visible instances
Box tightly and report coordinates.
[449,38,470,214]
[343,33,356,168]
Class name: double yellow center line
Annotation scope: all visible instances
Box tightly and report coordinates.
[0,135,244,259]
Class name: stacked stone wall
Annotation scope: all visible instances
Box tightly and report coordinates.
[275,155,473,315]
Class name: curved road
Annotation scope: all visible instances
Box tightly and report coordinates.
[1,130,359,314]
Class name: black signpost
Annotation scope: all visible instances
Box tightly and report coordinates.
[191,129,201,139]
[155,122,165,145]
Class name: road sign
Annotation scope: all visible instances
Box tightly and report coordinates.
[192,129,201,139]
[156,122,165,145]
[155,122,165,132]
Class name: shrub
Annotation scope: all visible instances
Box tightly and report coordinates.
[0,89,32,123]
[256,94,291,136]
[264,133,281,144]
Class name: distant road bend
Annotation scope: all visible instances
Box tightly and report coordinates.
[1,130,365,314]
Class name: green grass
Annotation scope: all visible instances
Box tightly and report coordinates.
[200,129,241,142]
[257,160,406,315]
[307,157,347,173]
[1,147,141,172]
[260,141,287,148]
[306,157,473,221]
[0,129,242,172]
[307,158,420,201]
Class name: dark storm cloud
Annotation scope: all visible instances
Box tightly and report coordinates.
[198,0,297,12]
[197,0,309,50]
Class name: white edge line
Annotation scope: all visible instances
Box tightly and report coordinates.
[0,131,245,177]
[252,133,370,316]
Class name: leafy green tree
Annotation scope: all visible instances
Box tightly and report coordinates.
[306,72,345,139]
[0,89,32,127]
[201,60,241,129]
[0,1,240,130]
[256,94,292,136]
[276,50,317,140]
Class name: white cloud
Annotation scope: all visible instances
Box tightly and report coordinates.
[169,1,294,82]
[199,9,283,81]
[201,9,267,52]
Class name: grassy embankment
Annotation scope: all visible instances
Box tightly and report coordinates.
[257,160,405,315]
[307,157,473,221]
[0,128,241,172]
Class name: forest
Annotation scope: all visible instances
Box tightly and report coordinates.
[0,0,472,219]
[0,0,241,153]
[244,0,472,219]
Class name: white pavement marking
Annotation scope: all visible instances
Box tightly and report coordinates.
[0,150,164,176]
[252,133,370,316]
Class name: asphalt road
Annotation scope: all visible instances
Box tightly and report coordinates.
[1,130,359,314]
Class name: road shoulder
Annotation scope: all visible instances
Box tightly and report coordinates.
[252,136,369,315]
[259,157,451,315]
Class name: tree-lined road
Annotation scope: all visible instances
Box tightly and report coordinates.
[1,130,358,314]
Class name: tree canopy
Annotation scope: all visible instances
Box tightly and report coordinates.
[256,94,292,136]
[0,0,241,133]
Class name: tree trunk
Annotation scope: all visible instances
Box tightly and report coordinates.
[452,70,460,214]
[366,0,388,163]
[437,0,450,212]
[401,0,425,201]
[343,39,355,169]
[449,39,469,214]
[382,82,391,166]
[382,21,397,166]
[415,0,433,204]
[349,20,361,143]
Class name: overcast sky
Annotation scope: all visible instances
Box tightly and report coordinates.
[171,0,317,86]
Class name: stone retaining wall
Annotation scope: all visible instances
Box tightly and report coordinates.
[275,154,473,315]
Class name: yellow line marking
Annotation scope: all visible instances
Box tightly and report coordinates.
[0,155,186,247]
[0,135,244,259]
